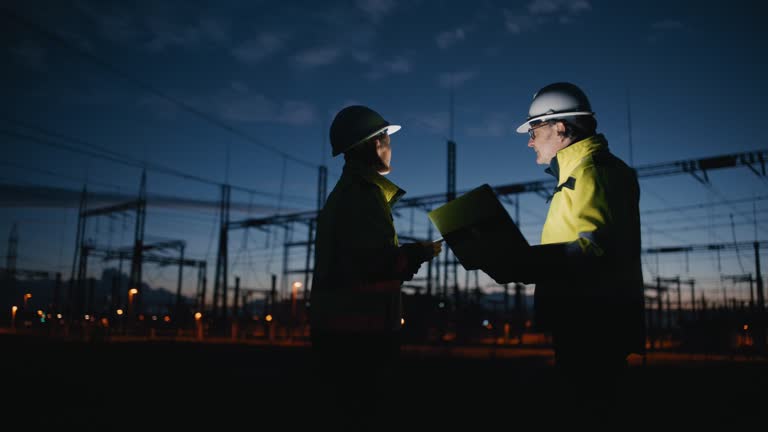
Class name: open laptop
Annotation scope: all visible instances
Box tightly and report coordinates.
[428,184,529,271]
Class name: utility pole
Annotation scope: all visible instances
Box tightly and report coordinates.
[658,277,682,325]
[129,171,147,314]
[213,183,231,321]
[445,80,458,307]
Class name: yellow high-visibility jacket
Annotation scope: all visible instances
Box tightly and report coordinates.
[535,134,645,354]
[310,160,409,334]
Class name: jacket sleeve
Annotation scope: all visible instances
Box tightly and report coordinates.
[333,184,423,284]
[486,164,618,285]
[563,163,614,257]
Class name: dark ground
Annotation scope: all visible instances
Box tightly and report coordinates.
[3,333,767,430]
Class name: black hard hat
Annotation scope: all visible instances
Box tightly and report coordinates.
[329,105,401,157]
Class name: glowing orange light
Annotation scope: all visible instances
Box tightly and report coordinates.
[194,312,202,320]
[128,288,138,295]
[11,305,18,313]
[116,309,124,316]
[743,324,749,331]
[265,314,273,322]
[163,315,171,323]
[401,318,405,326]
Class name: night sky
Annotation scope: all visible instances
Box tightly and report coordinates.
[2,0,767,301]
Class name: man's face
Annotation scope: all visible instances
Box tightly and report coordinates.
[527,121,567,165]
[376,133,392,174]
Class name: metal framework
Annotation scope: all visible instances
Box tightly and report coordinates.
[222,149,768,307]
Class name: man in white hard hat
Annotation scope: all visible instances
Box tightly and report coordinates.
[487,82,645,418]
[309,105,442,429]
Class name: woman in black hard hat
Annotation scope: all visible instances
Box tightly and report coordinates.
[309,105,441,429]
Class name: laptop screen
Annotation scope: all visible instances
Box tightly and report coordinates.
[428,184,529,271]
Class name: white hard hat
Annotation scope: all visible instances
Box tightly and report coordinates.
[516,82,594,133]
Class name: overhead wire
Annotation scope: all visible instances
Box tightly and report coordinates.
[0,7,323,171]
[0,118,316,205]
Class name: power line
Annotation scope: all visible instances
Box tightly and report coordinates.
[642,194,768,215]
[0,6,322,171]
[0,159,123,191]
[644,218,768,235]
[1,125,315,205]
[644,208,768,226]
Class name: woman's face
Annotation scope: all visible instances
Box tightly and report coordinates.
[376,133,391,175]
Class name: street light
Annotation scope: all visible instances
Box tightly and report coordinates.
[11,305,18,330]
[195,312,203,340]
[291,282,302,318]
[290,281,304,340]
[128,288,138,314]
[23,293,32,308]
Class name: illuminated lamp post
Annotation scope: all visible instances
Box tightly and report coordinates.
[11,305,18,331]
[195,312,203,340]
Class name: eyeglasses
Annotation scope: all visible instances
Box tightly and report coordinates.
[528,121,550,140]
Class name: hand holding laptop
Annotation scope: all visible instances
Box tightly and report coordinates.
[427,184,530,278]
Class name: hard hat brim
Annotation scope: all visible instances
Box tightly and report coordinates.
[516,111,594,134]
[345,124,401,152]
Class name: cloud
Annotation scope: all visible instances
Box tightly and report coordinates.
[648,19,684,43]
[436,28,466,50]
[211,89,317,126]
[652,20,684,30]
[352,51,373,63]
[145,16,231,51]
[528,0,559,14]
[138,84,316,126]
[439,71,476,88]
[505,0,591,34]
[275,101,316,125]
[232,33,286,64]
[294,46,343,67]
[404,112,450,137]
[568,0,592,13]
[529,0,591,15]
[76,3,230,52]
[503,12,530,34]
[466,113,512,138]
[230,81,250,93]
[10,41,47,69]
[198,18,230,42]
[93,11,143,44]
[356,0,397,22]
[389,57,411,73]
[367,56,411,80]
[137,95,180,120]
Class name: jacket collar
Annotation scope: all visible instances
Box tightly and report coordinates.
[343,160,406,205]
[546,134,608,184]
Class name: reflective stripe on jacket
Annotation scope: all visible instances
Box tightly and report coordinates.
[536,134,645,354]
[310,160,407,333]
